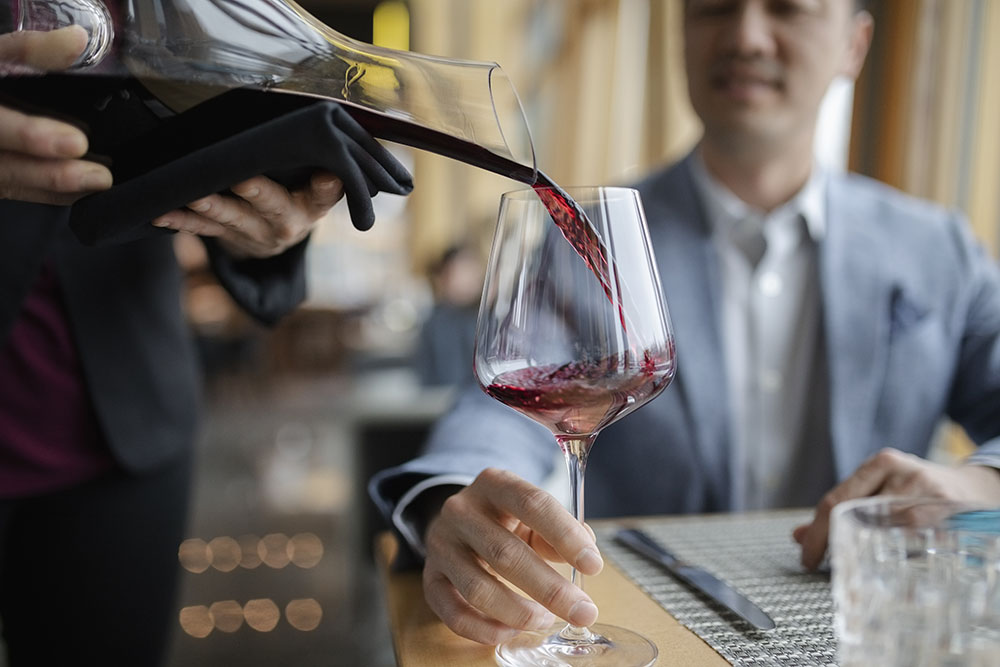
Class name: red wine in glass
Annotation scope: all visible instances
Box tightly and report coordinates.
[484,354,674,436]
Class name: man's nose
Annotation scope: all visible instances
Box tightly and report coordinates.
[720,0,776,57]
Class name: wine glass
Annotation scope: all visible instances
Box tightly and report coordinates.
[475,186,676,666]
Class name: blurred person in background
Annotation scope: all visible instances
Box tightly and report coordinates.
[412,241,484,388]
[370,0,1000,644]
[0,23,410,666]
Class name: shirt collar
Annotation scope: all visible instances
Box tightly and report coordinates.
[688,150,827,243]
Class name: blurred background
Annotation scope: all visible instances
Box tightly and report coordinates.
[142,0,1000,665]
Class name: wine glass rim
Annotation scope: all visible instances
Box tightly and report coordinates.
[501,185,640,200]
[833,495,1000,530]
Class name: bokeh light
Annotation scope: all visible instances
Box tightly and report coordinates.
[209,600,244,633]
[178,539,211,574]
[285,598,323,631]
[258,533,291,569]
[287,532,324,569]
[238,534,262,569]
[179,605,213,638]
[243,598,280,632]
[208,536,241,572]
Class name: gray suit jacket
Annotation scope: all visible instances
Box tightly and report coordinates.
[370,155,1000,526]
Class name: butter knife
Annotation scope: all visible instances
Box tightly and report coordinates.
[614,528,777,631]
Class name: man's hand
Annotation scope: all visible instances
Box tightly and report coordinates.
[793,448,1000,570]
[151,171,345,258]
[0,24,88,72]
[0,26,113,205]
[422,468,604,644]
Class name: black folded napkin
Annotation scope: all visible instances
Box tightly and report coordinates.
[65,86,414,246]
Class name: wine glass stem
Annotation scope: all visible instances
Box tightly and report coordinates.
[556,433,597,641]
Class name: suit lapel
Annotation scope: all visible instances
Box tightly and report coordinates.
[822,176,893,478]
[640,156,732,507]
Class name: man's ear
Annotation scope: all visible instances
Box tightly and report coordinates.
[842,10,874,80]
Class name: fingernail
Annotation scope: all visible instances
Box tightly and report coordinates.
[191,199,211,212]
[576,548,603,575]
[239,186,260,198]
[152,217,170,228]
[315,178,337,190]
[568,600,599,627]
[81,169,112,191]
[54,132,86,157]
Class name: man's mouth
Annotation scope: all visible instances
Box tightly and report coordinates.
[709,61,783,100]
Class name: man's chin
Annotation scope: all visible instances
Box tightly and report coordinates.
[704,117,790,152]
[715,83,778,107]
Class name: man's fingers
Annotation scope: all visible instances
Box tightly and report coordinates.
[512,523,561,562]
[183,193,288,255]
[303,171,345,216]
[187,193,261,232]
[0,93,111,204]
[422,570,520,645]
[798,449,908,569]
[837,449,910,499]
[153,209,230,239]
[0,105,89,158]
[0,26,88,71]
[444,505,596,627]
[473,468,603,576]
[230,177,292,223]
[427,534,558,633]
[159,174,332,259]
[0,151,112,203]
[232,173,340,229]
[230,176,322,244]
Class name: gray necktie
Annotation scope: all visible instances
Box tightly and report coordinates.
[732,217,767,269]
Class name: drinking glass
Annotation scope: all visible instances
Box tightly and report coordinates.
[475,186,676,666]
[831,496,1000,667]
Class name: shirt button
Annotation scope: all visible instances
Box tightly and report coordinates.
[758,272,783,296]
[760,370,783,392]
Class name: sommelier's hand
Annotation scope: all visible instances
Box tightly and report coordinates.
[421,467,603,644]
[793,448,1000,570]
[152,171,345,259]
[0,26,113,204]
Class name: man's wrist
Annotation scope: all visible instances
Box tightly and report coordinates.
[407,484,463,542]
[960,463,1000,504]
[391,474,473,558]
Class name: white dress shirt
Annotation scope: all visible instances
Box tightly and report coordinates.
[689,154,835,510]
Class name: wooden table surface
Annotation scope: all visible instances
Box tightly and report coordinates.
[375,524,730,667]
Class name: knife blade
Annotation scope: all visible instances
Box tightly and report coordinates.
[614,528,776,631]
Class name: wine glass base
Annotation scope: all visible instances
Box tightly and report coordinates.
[495,622,657,667]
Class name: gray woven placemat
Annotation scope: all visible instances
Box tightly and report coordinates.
[597,510,835,666]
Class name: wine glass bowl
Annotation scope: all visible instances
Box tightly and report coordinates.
[475,186,675,666]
